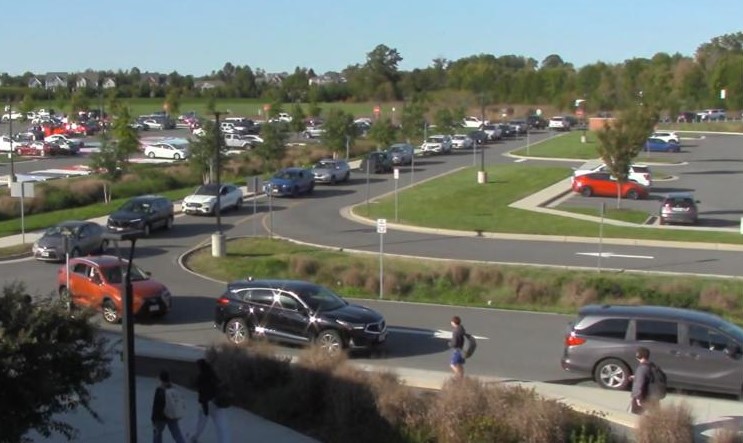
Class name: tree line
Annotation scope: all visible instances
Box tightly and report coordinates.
[1,32,741,114]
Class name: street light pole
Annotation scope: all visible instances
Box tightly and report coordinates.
[8,100,15,183]
[212,110,227,257]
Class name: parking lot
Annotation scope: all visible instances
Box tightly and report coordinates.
[559,133,743,229]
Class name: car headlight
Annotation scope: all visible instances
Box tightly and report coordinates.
[336,319,365,330]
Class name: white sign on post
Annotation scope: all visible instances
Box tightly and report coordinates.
[376,218,387,234]
[393,168,399,180]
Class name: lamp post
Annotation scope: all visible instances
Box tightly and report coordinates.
[7,100,15,183]
[103,229,143,443]
[477,92,487,184]
[212,110,228,257]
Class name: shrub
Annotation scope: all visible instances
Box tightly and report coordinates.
[445,264,470,286]
[711,427,743,443]
[699,286,739,312]
[635,402,694,443]
[290,256,320,278]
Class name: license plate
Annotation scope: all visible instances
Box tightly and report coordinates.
[149,305,160,312]
[41,251,50,257]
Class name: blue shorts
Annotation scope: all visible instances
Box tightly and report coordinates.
[450,349,465,366]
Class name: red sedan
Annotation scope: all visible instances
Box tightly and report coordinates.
[14,141,61,157]
[571,172,648,200]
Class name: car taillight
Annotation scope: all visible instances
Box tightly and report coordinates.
[565,333,586,347]
[217,296,230,305]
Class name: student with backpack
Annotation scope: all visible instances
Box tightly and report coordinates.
[151,370,187,443]
[630,346,667,415]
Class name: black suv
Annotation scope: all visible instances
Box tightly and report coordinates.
[214,279,387,354]
[561,304,743,398]
[107,195,174,236]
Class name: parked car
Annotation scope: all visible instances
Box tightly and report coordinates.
[57,256,172,323]
[497,123,516,138]
[14,141,60,157]
[467,130,489,145]
[481,124,502,141]
[659,192,699,225]
[303,126,325,139]
[462,116,488,129]
[107,195,175,236]
[571,172,648,200]
[450,134,474,150]
[561,304,743,397]
[651,131,680,144]
[129,121,148,131]
[1,111,23,121]
[182,183,243,215]
[143,139,190,159]
[572,163,653,188]
[387,143,415,165]
[676,111,698,123]
[223,133,254,150]
[32,221,107,262]
[360,151,393,174]
[508,119,528,134]
[263,167,315,197]
[645,138,680,153]
[548,116,571,131]
[142,119,164,130]
[311,159,351,184]
[697,109,726,122]
[421,135,452,155]
[214,278,387,353]
[527,115,548,130]
[44,134,84,152]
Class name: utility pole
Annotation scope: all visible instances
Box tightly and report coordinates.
[212,110,228,257]
[8,100,15,183]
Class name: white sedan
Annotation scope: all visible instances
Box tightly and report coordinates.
[142,119,164,130]
[143,141,189,160]
[182,183,243,215]
[451,134,474,150]
[1,111,23,121]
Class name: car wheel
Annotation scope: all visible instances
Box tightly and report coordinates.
[317,329,344,355]
[165,217,174,230]
[173,153,181,160]
[626,189,639,200]
[147,151,155,158]
[14,148,22,156]
[225,318,250,344]
[581,187,593,197]
[102,300,120,324]
[344,172,350,182]
[594,358,631,390]
[659,218,666,226]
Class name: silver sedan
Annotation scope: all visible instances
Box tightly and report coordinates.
[311,159,351,184]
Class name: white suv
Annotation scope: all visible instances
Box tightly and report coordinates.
[548,116,571,131]
[697,109,726,122]
[572,163,652,187]
[651,131,680,144]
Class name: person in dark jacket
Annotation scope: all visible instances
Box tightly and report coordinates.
[189,359,230,443]
[152,370,186,443]
[449,316,465,378]
[630,346,659,414]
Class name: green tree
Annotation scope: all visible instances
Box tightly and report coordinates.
[433,108,460,135]
[289,102,307,133]
[367,118,396,148]
[0,282,111,442]
[109,106,140,168]
[595,106,658,208]
[187,119,225,183]
[68,90,90,121]
[88,130,124,181]
[254,122,287,168]
[321,108,356,156]
[307,90,322,118]
[163,87,181,118]
[400,93,429,143]
[19,94,35,116]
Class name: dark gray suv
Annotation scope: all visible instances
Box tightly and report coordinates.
[561,304,743,398]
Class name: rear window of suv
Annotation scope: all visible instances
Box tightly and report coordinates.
[632,166,650,174]
[576,318,629,339]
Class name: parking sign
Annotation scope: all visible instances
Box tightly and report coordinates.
[376,218,387,234]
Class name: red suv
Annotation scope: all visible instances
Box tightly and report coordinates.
[57,256,172,323]
[571,172,648,200]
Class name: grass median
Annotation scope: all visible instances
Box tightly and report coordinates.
[185,237,743,323]
[361,162,743,244]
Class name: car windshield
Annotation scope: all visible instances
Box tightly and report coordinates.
[274,170,298,180]
[301,285,347,311]
[44,224,81,237]
[118,200,152,213]
[194,184,220,196]
[101,264,149,284]
[314,161,336,169]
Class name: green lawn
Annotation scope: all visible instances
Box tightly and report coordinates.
[512,131,600,159]
[559,206,652,224]
[362,163,743,244]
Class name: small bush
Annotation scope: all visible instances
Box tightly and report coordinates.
[635,402,694,443]
[711,427,743,443]
[340,267,366,287]
[445,264,470,286]
[699,286,739,312]
[290,256,320,278]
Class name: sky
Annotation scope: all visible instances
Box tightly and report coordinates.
[1,0,741,77]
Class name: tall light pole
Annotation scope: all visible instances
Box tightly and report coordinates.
[212,110,228,257]
[7,100,15,183]
[103,229,143,443]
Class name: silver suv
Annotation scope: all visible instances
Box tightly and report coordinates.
[561,304,743,397]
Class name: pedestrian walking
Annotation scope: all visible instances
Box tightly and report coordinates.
[152,370,187,443]
[449,316,466,378]
[629,346,665,414]
[189,359,231,443]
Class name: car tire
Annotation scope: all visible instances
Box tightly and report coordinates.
[102,299,120,324]
[15,148,22,156]
[344,172,350,182]
[626,189,639,200]
[225,318,250,344]
[581,187,593,197]
[316,329,344,355]
[174,153,181,160]
[594,358,631,390]
[147,151,155,158]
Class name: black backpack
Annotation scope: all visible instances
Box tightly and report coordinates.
[462,333,477,359]
[646,363,667,400]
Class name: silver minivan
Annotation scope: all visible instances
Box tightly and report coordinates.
[561,304,743,398]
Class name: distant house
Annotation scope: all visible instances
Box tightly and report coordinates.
[45,72,68,90]
[28,77,43,88]
[308,72,346,86]
[257,72,287,86]
[194,80,225,91]
[141,72,165,87]
[76,72,99,89]
[102,77,116,89]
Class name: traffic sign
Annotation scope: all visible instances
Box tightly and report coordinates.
[535,109,542,116]
[376,218,387,234]
[393,168,399,180]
